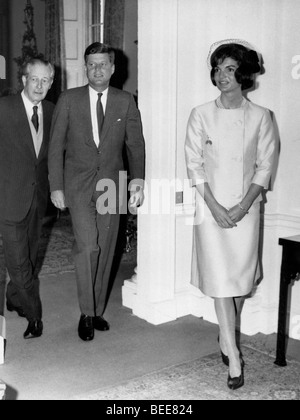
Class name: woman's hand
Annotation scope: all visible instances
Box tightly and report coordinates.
[209,202,237,229]
[196,182,237,229]
[227,184,263,223]
[227,205,248,224]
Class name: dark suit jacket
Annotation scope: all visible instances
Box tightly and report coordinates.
[0,94,55,222]
[48,85,145,208]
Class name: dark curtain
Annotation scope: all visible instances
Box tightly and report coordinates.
[104,0,127,89]
[45,0,66,103]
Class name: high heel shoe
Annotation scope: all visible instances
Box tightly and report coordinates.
[217,336,229,367]
[227,359,244,391]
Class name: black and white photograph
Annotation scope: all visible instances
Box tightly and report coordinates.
[0,0,300,403]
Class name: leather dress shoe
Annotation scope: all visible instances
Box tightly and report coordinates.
[78,315,94,341]
[93,316,110,331]
[7,301,26,318]
[24,320,43,339]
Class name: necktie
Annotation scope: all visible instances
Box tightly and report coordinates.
[32,106,39,133]
[97,93,104,139]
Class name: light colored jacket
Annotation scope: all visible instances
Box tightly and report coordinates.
[185,99,276,208]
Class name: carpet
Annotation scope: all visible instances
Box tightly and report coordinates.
[36,212,137,277]
[72,345,300,400]
[37,214,75,276]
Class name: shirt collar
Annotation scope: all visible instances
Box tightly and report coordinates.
[89,85,109,100]
[21,91,42,113]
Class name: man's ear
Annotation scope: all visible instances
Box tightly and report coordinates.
[21,75,27,88]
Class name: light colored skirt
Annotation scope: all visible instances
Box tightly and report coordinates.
[191,200,261,298]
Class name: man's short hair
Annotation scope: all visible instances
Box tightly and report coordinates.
[22,58,55,80]
[84,43,115,64]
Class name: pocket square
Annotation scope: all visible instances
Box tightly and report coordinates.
[117,119,122,122]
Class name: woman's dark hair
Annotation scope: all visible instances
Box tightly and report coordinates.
[210,43,261,90]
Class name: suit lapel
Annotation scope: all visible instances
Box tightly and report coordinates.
[82,85,98,149]
[99,87,121,149]
[15,95,37,159]
[37,101,51,161]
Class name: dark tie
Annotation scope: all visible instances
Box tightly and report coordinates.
[32,106,39,133]
[97,93,104,138]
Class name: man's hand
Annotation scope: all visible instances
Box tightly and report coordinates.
[129,187,145,214]
[51,190,67,211]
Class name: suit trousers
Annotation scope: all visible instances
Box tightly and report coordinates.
[69,192,120,317]
[0,193,42,321]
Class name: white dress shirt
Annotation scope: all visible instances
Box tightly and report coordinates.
[89,86,108,147]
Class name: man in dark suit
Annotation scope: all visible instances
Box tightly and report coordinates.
[0,58,55,338]
[49,43,145,342]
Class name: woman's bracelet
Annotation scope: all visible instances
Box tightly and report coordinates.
[238,202,249,214]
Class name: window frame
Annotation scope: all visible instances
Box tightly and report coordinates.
[88,0,105,44]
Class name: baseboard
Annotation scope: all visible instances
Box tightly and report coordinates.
[123,281,208,325]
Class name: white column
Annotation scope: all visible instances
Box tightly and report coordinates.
[122,0,179,324]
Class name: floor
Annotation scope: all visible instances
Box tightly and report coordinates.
[0,217,299,400]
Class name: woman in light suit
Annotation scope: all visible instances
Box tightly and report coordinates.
[185,40,276,390]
